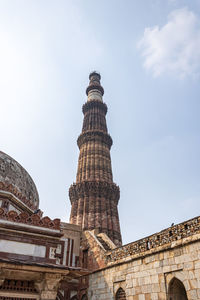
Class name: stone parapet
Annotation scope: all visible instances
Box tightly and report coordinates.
[82,100,107,115]
[0,208,60,230]
[77,131,113,150]
[69,181,119,203]
[107,215,200,264]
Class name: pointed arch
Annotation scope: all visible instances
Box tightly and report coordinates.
[168,277,188,300]
[116,287,126,300]
[70,297,78,300]
[56,291,64,300]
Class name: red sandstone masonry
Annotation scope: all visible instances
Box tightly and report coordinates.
[69,72,122,246]
[0,207,60,230]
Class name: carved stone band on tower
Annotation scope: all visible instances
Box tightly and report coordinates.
[69,72,122,246]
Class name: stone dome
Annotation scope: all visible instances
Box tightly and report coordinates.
[0,151,39,210]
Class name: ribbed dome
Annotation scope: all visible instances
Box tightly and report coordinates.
[0,151,39,211]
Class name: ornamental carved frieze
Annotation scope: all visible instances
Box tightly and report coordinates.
[0,207,60,230]
[77,131,113,149]
[69,181,120,203]
[82,100,107,115]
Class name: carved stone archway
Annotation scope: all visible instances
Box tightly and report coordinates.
[115,288,126,300]
[168,277,188,300]
[70,296,78,300]
[56,290,64,300]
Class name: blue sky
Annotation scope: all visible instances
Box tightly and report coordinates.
[0,0,200,244]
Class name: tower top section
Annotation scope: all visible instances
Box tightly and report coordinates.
[86,71,104,99]
[89,71,101,80]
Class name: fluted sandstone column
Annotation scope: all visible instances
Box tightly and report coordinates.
[69,72,122,246]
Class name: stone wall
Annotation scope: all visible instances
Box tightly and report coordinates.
[88,232,200,300]
[107,216,200,265]
[80,230,116,271]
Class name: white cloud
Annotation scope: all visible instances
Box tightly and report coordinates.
[138,7,200,78]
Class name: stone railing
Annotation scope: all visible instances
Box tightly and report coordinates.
[0,208,60,230]
[108,216,200,263]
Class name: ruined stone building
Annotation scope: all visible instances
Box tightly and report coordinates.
[0,72,200,300]
[0,151,87,300]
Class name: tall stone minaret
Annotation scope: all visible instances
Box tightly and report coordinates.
[69,72,122,246]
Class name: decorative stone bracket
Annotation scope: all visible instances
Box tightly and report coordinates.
[35,273,64,300]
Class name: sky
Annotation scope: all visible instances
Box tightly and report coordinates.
[0,0,200,245]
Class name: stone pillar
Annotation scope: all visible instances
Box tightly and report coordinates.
[35,273,63,300]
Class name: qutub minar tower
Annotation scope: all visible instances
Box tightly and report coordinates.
[69,72,122,246]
